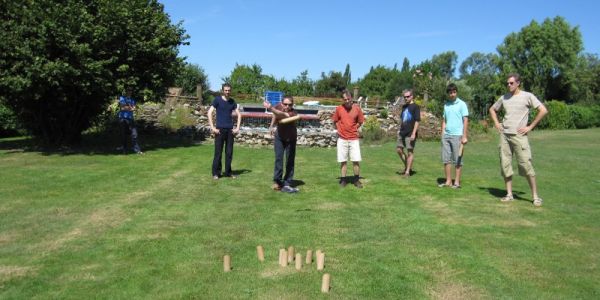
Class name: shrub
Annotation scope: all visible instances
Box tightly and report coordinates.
[536,100,573,130]
[158,103,197,132]
[361,115,385,142]
[379,109,389,119]
[0,102,23,137]
[569,105,596,129]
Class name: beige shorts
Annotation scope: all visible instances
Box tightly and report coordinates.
[397,134,416,150]
[337,138,362,162]
[499,134,535,177]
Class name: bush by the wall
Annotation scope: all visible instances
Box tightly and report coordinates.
[361,115,385,142]
[569,105,596,129]
[537,100,573,130]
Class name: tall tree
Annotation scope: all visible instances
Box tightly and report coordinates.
[291,70,314,97]
[0,0,187,145]
[459,52,503,118]
[343,63,352,87]
[497,16,583,101]
[227,63,265,98]
[571,53,600,104]
[314,71,346,97]
[175,62,210,99]
[430,51,458,79]
[356,65,396,98]
[401,57,411,73]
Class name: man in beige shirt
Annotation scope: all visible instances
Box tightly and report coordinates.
[489,73,548,207]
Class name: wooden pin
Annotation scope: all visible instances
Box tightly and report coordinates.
[305,249,313,264]
[321,273,331,293]
[279,249,288,267]
[256,245,264,262]
[295,253,302,270]
[223,255,231,272]
[287,246,295,263]
[317,252,325,271]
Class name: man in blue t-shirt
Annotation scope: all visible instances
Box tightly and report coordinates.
[439,83,469,188]
[207,83,241,179]
[396,88,420,177]
[118,87,142,154]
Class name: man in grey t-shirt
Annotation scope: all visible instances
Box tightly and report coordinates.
[489,73,548,207]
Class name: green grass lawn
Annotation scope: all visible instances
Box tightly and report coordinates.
[1,129,599,299]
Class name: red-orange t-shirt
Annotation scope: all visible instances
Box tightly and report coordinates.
[332,104,364,140]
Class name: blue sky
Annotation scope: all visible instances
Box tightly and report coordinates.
[162,0,600,90]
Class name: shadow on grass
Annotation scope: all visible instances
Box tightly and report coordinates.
[479,187,528,201]
[231,169,252,177]
[0,130,206,156]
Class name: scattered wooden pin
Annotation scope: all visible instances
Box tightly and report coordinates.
[305,249,313,265]
[223,255,231,272]
[321,273,331,293]
[287,246,295,263]
[316,251,325,271]
[256,245,264,262]
[295,253,302,270]
[279,249,288,267]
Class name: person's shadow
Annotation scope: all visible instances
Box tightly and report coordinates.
[289,179,305,188]
[231,169,252,176]
[479,187,527,201]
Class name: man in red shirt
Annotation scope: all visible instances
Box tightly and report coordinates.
[332,90,365,188]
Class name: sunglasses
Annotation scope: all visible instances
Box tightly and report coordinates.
[282,103,293,106]
[507,82,517,86]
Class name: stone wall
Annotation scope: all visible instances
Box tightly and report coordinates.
[135,103,441,147]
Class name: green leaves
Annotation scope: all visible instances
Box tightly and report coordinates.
[0,0,187,145]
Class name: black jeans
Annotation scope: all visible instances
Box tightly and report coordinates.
[120,118,141,153]
[273,134,296,186]
[212,128,235,176]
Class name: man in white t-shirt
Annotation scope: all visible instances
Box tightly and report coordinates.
[489,73,548,207]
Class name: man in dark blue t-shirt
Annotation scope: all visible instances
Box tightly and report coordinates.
[118,87,142,154]
[396,88,420,177]
[207,83,241,179]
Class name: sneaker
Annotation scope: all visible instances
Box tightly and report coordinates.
[354,180,363,188]
[533,197,543,207]
[281,186,297,193]
[339,180,347,187]
[212,175,219,180]
[500,194,514,202]
[272,183,282,191]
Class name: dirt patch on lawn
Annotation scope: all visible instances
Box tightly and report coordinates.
[0,265,35,287]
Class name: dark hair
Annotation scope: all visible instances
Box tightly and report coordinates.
[507,73,521,83]
[221,83,232,90]
[342,89,352,99]
[446,83,458,93]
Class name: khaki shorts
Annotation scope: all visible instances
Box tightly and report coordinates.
[337,138,362,162]
[499,133,535,177]
[397,134,416,150]
[441,135,462,165]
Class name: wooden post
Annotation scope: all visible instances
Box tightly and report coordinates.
[305,249,313,264]
[321,273,331,293]
[223,255,231,272]
[295,253,302,270]
[256,245,264,262]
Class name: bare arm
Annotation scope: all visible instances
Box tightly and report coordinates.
[263,101,289,118]
[233,107,241,134]
[207,106,219,134]
[462,117,469,144]
[489,106,503,133]
[411,121,419,140]
[269,114,277,135]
